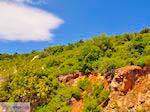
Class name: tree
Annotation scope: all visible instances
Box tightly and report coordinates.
[140,28,150,34]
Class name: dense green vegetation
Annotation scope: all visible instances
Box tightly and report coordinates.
[0,29,150,111]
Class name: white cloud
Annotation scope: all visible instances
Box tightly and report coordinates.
[0,1,64,41]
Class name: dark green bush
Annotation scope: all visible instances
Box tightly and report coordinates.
[83,97,101,112]
[77,78,90,91]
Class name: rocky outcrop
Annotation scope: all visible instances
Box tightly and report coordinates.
[143,66,150,73]
[71,98,83,112]
[103,66,150,112]
[58,72,83,83]
[104,66,145,94]
[104,74,150,112]
[58,66,150,112]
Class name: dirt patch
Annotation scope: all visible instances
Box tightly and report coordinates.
[71,98,83,112]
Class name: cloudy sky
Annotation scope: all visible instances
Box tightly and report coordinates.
[0,0,150,53]
[0,0,63,41]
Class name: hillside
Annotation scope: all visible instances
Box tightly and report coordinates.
[68,65,150,112]
[0,28,150,112]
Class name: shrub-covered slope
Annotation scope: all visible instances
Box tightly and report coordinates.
[0,29,150,111]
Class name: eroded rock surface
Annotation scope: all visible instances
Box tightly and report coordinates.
[103,66,150,112]
[58,72,83,83]
[105,66,145,94]
[104,74,150,112]
[58,66,150,112]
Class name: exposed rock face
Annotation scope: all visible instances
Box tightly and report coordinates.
[143,66,150,73]
[105,66,145,94]
[58,72,83,83]
[88,74,99,83]
[71,98,83,112]
[103,66,150,112]
[104,74,150,112]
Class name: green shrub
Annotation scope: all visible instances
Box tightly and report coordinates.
[97,58,117,73]
[98,89,110,103]
[77,78,90,91]
[71,87,81,100]
[93,83,104,98]
[35,105,49,112]
[136,109,145,112]
[140,28,150,34]
[83,97,101,112]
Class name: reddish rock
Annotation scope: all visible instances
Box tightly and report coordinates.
[72,99,83,112]
[143,66,150,73]
[106,66,145,94]
[104,72,150,112]
[58,72,83,83]
[88,74,98,83]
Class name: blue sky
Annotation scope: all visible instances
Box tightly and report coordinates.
[0,0,150,53]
